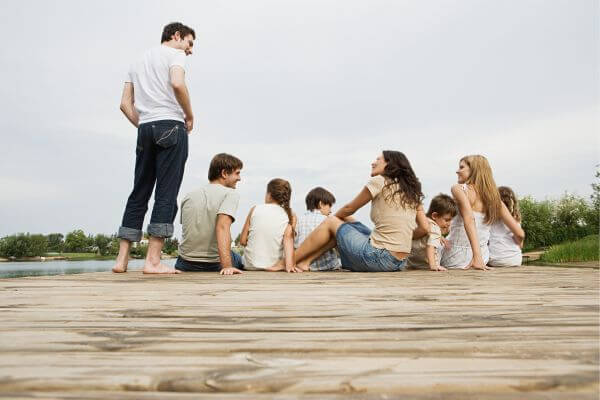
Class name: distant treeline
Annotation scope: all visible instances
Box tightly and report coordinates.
[0,230,179,259]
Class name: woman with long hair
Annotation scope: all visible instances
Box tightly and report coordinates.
[290,151,429,272]
[440,155,525,269]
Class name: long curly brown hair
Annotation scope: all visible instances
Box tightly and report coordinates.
[267,178,294,228]
[381,150,424,209]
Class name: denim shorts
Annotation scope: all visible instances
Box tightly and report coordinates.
[336,222,407,272]
[175,251,244,272]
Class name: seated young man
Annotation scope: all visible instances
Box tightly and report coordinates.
[175,153,244,275]
[294,187,342,271]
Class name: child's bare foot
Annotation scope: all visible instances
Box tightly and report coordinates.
[296,260,311,272]
[266,259,285,271]
[142,262,181,274]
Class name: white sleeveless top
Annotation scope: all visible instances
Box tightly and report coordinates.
[243,204,289,270]
[488,221,522,267]
[440,185,491,269]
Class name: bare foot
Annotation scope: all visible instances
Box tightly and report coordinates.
[266,259,285,271]
[296,260,311,272]
[142,262,181,274]
[112,257,128,273]
[266,263,285,271]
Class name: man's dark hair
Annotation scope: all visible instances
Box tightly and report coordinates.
[208,153,243,181]
[161,22,196,43]
[305,187,336,211]
[426,194,458,218]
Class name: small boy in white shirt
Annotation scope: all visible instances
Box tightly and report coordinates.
[407,194,457,271]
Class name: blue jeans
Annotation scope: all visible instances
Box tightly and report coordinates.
[336,222,407,272]
[117,120,188,242]
[175,252,244,272]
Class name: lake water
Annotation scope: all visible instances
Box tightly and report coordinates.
[0,259,177,278]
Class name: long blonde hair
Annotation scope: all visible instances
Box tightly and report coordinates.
[498,186,521,222]
[460,155,502,224]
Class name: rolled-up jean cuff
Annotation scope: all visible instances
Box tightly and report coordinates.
[147,223,174,238]
[117,226,143,242]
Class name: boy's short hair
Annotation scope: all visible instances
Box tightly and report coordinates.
[426,194,458,218]
[305,187,336,211]
[161,22,196,43]
[208,153,243,181]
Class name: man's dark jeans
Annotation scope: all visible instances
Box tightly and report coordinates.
[117,120,188,242]
[175,252,245,271]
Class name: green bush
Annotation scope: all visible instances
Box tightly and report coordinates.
[46,233,64,252]
[163,238,179,255]
[94,234,112,256]
[63,230,89,252]
[520,192,598,251]
[0,233,48,258]
[130,243,148,258]
[540,235,599,263]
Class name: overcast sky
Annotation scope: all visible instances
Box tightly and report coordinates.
[1,0,598,238]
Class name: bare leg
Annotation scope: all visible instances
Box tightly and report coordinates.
[297,237,337,271]
[295,216,344,264]
[112,239,131,273]
[142,236,181,274]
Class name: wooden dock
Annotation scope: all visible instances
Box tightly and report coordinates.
[0,266,598,399]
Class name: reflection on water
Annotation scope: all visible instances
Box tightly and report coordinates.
[0,259,177,278]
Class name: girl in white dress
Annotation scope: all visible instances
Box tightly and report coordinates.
[488,186,523,267]
[440,155,524,270]
[240,178,297,271]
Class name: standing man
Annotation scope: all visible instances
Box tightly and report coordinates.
[112,22,195,274]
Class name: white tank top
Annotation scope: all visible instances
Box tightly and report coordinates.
[243,204,289,270]
[489,221,521,261]
[440,184,491,269]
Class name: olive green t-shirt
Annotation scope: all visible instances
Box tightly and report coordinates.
[178,183,240,262]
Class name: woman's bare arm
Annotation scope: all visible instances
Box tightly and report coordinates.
[499,202,525,246]
[335,187,372,219]
[451,184,487,270]
[283,224,296,272]
[413,204,430,239]
[239,206,255,247]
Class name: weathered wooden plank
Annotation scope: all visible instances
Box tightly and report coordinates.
[0,266,598,398]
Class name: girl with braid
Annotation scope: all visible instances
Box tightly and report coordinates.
[239,178,298,271]
[291,151,430,272]
[488,186,523,267]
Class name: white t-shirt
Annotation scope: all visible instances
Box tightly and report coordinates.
[125,45,187,124]
[243,204,289,270]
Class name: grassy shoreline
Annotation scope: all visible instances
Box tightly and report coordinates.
[539,235,598,264]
